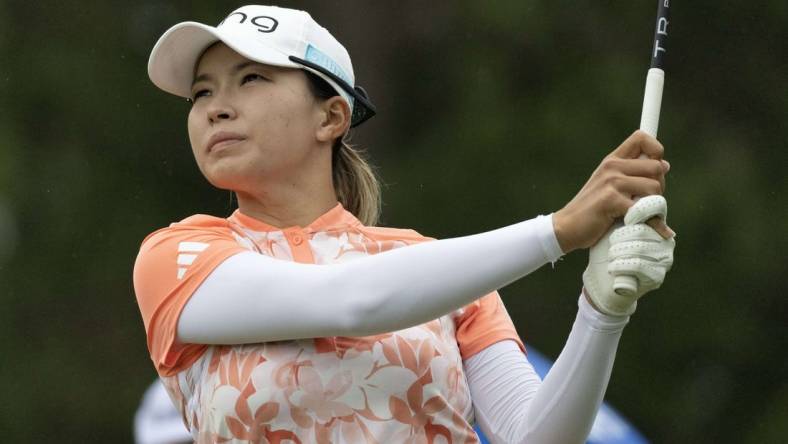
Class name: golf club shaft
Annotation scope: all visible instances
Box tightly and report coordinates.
[614,1,671,297]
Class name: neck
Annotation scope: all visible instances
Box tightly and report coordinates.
[235,181,338,229]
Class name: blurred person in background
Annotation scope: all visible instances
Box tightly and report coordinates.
[134,5,675,443]
[135,379,193,444]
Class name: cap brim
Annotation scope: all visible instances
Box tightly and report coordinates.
[148,21,298,98]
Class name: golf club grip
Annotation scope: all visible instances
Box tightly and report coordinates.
[639,68,664,138]
[613,69,664,297]
[613,1,670,298]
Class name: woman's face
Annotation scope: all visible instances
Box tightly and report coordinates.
[187,43,324,193]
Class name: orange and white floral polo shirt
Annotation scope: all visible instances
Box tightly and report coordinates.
[134,203,525,443]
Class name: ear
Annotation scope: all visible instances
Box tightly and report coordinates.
[315,96,351,144]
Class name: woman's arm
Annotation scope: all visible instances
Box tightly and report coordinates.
[178,130,669,344]
[465,296,628,444]
[465,198,675,444]
[178,214,563,343]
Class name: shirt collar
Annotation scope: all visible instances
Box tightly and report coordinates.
[228,203,362,232]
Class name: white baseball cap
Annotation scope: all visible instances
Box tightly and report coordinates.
[148,5,375,127]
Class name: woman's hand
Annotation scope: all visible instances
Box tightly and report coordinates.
[583,195,676,316]
[553,130,673,254]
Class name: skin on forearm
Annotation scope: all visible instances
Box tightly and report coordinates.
[551,209,580,254]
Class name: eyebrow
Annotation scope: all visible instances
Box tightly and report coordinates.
[192,61,267,88]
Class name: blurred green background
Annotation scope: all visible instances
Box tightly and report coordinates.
[1,1,786,442]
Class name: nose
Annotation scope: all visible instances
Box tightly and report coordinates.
[207,98,237,124]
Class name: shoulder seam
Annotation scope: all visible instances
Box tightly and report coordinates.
[356,226,435,243]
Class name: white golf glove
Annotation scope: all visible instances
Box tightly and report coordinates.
[583,195,676,316]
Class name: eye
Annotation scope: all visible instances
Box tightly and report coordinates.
[189,89,210,103]
[242,73,267,84]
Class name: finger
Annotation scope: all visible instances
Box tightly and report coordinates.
[610,242,668,261]
[624,195,668,224]
[608,258,666,290]
[609,236,673,262]
[614,158,668,178]
[610,224,664,244]
[614,176,663,199]
[614,158,668,192]
[646,218,676,239]
[613,130,665,160]
[660,159,669,192]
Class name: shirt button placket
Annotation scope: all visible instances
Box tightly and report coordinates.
[285,228,314,264]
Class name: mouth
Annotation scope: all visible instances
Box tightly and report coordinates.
[207,132,247,153]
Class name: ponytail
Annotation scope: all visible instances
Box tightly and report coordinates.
[332,139,381,226]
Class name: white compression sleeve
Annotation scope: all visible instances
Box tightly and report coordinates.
[465,295,629,444]
[178,214,563,344]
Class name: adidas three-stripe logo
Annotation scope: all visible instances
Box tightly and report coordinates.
[177,242,209,279]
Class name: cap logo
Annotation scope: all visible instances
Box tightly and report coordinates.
[305,45,352,87]
[218,12,278,33]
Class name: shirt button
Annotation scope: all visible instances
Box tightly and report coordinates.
[292,235,303,245]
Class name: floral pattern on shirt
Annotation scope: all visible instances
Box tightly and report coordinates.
[148,207,513,443]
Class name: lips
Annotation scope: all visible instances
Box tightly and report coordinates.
[207,131,246,153]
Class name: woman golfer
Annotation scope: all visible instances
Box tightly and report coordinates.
[134,5,675,443]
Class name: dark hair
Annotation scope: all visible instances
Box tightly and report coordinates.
[303,71,381,226]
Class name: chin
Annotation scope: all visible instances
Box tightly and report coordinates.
[201,165,249,192]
